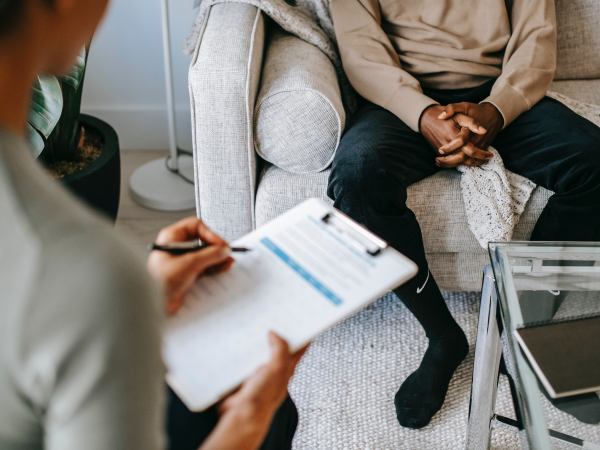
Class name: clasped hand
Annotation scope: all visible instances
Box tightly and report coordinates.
[419,102,504,168]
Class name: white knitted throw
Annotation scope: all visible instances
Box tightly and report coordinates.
[460,93,600,247]
[188,0,600,248]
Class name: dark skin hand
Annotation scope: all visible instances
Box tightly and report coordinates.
[436,102,504,167]
[419,104,492,168]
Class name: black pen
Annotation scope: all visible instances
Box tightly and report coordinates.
[149,240,251,255]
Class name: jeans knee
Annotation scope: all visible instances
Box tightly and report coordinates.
[560,141,600,195]
[327,153,409,221]
[327,144,384,202]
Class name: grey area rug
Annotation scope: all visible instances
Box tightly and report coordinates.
[289,291,502,449]
[290,291,600,449]
[289,291,587,450]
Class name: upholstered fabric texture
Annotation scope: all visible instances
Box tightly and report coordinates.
[290,291,600,449]
[255,28,345,174]
[190,1,600,290]
[189,3,264,239]
[555,0,600,80]
[255,165,554,291]
[551,79,600,105]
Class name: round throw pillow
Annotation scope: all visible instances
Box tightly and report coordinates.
[254,29,345,174]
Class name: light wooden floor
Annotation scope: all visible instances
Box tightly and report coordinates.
[116,150,195,251]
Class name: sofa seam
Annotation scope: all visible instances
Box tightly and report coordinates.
[244,7,263,231]
[189,6,213,217]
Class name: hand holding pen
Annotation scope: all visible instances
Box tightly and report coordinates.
[149,241,250,255]
[147,217,243,314]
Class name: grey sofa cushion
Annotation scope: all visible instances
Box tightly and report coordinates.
[551,80,600,106]
[254,29,344,174]
[405,172,553,254]
[555,0,600,80]
[427,252,491,292]
[255,165,332,228]
[255,165,554,290]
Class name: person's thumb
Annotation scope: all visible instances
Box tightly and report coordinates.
[454,113,487,135]
[438,105,453,119]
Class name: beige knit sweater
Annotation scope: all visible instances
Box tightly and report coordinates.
[330,0,557,131]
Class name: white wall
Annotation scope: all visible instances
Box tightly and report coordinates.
[82,0,196,150]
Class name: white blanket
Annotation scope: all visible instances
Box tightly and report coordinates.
[459,92,600,247]
[188,0,600,247]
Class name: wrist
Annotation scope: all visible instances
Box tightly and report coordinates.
[418,104,439,133]
[202,405,273,450]
[227,401,275,433]
[480,101,504,129]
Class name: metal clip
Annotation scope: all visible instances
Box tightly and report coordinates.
[321,212,387,256]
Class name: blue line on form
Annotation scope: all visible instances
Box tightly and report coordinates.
[261,237,343,306]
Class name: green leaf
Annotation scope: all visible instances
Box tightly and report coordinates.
[26,123,45,159]
[60,47,87,91]
[28,75,63,140]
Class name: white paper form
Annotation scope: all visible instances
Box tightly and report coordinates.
[163,199,417,411]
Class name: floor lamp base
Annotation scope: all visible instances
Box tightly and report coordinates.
[129,155,195,211]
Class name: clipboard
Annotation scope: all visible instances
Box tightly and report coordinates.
[163,198,418,411]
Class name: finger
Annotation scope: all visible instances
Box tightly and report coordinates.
[168,256,234,314]
[231,334,294,412]
[165,246,232,302]
[436,152,467,168]
[205,257,235,276]
[166,293,185,315]
[453,113,487,135]
[156,217,227,246]
[265,332,294,380]
[471,134,493,150]
[238,333,291,397]
[439,127,470,155]
[461,142,494,161]
[177,245,232,275]
[464,158,485,167]
[290,345,309,370]
[268,332,291,365]
[437,102,470,119]
[156,217,203,244]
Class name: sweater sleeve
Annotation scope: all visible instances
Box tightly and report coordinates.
[483,0,557,127]
[330,0,438,132]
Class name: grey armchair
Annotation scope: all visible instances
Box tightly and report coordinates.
[188,0,600,291]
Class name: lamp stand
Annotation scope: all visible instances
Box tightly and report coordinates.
[128,0,195,211]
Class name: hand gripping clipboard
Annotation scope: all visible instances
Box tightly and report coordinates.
[163,199,418,411]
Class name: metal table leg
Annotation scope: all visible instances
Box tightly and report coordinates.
[466,265,503,450]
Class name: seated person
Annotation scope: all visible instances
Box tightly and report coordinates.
[0,1,303,449]
[329,0,600,429]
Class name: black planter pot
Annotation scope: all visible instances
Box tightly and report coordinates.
[62,114,121,222]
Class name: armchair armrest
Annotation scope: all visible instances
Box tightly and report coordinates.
[189,3,265,240]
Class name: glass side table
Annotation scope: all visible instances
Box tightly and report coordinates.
[466,242,600,449]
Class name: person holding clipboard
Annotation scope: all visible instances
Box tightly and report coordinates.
[150,218,306,450]
[0,1,303,449]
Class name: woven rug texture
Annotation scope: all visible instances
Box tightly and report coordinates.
[289,292,532,450]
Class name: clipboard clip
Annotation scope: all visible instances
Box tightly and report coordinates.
[322,212,388,257]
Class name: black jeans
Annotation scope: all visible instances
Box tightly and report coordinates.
[328,80,600,312]
[166,388,298,450]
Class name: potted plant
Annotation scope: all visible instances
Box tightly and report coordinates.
[28,47,121,221]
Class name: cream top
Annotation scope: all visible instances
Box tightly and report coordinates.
[331,0,557,130]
